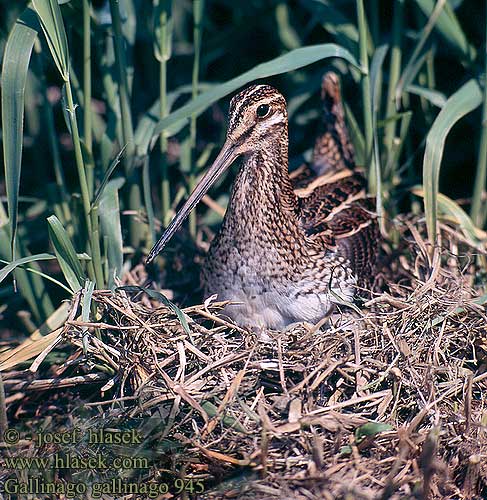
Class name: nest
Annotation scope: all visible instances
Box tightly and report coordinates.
[1,218,487,499]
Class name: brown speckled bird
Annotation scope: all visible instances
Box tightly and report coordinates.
[147,72,378,329]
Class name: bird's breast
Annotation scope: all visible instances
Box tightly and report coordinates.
[203,235,356,329]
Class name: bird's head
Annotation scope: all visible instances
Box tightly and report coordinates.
[226,85,288,156]
[146,84,288,264]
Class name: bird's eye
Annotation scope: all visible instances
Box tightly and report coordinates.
[256,104,270,118]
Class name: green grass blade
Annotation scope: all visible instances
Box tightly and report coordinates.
[82,0,92,145]
[370,44,389,125]
[406,84,446,108]
[470,18,487,227]
[356,0,374,191]
[384,110,413,179]
[377,111,413,129]
[414,0,475,62]
[83,0,93,195]
[396,1,448,104]
[370,44,389,223]
[109,0,135,169]
[99,179,124,290]
[384,0,404,159]
[0,233,53,321]
[151,43,359,141]
[396,50,432,106]
[99,39,122,149]
[91,145,126,208]
[0,256,73,295]
[134,83,214,158]
[0,253,55,285]
[344,103,365,166]
[0,203,54,320]
[68,66,106,145]
[90,204,105,289]
[118,285,192,336]
[422,79,482,247]
[142,157,156,246]
[32,0,70,81]
[355,421,393,444]
[191,0,204,150]
[37,50,72,228]
[154,0,173,221]
[109,0,141,249]
[32,0,98,284]
[188,0,205,237]
[412,187,486,246]
[47,215,85,292]
[1,8,39,273]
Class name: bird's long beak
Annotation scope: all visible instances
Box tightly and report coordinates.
[146,139,237,264]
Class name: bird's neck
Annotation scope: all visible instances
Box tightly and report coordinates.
[223,130,301,242]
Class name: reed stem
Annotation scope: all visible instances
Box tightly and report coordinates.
[109,0,134,169]
[65,79,100,285]
[143,157,156,245]
[384,0,404,165]
[65,79,91,232]
[158,0,172,223]
[356,0,375,194]
[91,205,105,288]
[189,0,204,237]
[109,0,142,248]
[471,17,487,227]
[83,0,93,197]
[36,47,72,232]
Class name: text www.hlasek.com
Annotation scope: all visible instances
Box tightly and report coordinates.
[3,452,148,470]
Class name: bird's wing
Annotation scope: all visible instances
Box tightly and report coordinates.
[294,171,378,276]
[292,71,379,279]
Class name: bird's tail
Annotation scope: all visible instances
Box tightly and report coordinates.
[310,71,356,176]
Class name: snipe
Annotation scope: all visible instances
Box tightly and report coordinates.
[147,72,378,329]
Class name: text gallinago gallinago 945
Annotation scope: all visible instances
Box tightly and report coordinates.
[147,72,378,329]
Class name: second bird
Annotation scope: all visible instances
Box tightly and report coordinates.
[147,72,379,329]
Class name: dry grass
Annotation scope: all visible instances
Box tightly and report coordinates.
[1,217,487,499]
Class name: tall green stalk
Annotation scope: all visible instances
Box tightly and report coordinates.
[156,0,173,224]
[83,0,93,197]
[356,0,375,193]
[426,48,436,94]
[471,17,487,227]
[160,57,169,221]
[395,0,447,104]
[188,0,205,237]
[36,46,72,231]
[109,0,142,248]
[65,79,103,287]
[91,205,104,287]
[65,80,91,234]
[143,157,156,245]
[384,0,404,164]
[109,0,134,165]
